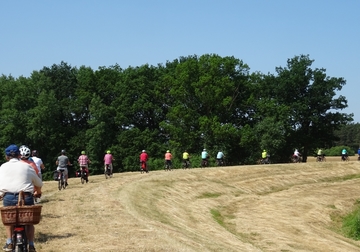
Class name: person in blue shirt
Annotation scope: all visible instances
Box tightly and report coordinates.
[201,149,209,167]
[216,151,225,166]
[357,147,360,160]
[341,148,348,161]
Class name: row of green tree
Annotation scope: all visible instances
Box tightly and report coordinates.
[0,54,353,179]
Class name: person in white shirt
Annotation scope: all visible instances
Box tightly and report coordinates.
[0,144,43,252]
[31,150,45,180]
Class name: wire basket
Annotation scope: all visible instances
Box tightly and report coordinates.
[0,191,42,225]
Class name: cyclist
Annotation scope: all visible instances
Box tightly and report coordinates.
[56,150,72,186]
[0,144,43,252]
[19,145,41,193]
[261,149,268,164]
[293,149,301,162]
[358,147,360,160]
[78,151,90,183]
[31,150,45,180]
[317,148,324,161]
[201,149,209,166]
[165,150,172,169]
[216,150,225,166]
[182,150,190,168]
[104,150,115,175]
[139,150,149,172]
[341,148,348,161]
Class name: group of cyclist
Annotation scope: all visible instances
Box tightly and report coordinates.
[54,149,115,186]
[138,149,227,171]
[289,147,353,163]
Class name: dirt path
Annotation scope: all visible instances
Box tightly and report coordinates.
[3,160,360,251]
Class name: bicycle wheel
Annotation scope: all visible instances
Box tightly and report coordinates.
[58,178,62,190]
[13,229,27,252]
[81,176,85,184]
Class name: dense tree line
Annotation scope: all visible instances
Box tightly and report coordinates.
[0,54,352,179]
[334,123,360,151]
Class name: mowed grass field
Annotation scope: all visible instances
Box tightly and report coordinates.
[1,158,360,251]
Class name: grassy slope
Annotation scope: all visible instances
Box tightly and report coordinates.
[2,158,360,251]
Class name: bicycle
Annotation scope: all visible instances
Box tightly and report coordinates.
[201,159,209,168]
[291,155,302,163]
[164,160,172,171]
[140,161,148,173]
[57,168,67,190]
[216,159,226,166]
[105,164,112,179]
[260,155,271,164]
[80,167,88,184]
[0,191,42,252]
[182,160,191,169]
[316,155,326,162]
[341,155,350,161]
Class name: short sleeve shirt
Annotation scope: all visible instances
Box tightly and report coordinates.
[57,155,69,168]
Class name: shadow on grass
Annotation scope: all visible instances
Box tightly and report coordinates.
[36,232,74,243]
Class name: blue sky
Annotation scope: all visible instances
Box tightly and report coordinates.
[1,1,359,122]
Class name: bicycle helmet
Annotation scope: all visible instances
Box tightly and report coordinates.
[142,150,146,153]
[19,145,31,158]
[61,149,66,154]
[166,150,170,153]
[107,150,111,154]
[203,149,206,151]
[32,149,38,156]
[81,150,85,154]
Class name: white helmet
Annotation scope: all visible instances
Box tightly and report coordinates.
[19,145,31,159]
[142,150,146,153]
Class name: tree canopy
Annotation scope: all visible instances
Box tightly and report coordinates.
[0,54,352,179]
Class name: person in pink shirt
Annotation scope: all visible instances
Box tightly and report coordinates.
[165,150,172,170]
[139,150,149,173]
[78,151,90,182]
[104,150,115,175]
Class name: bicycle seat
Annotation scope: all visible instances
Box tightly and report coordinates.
[58,168,66,172]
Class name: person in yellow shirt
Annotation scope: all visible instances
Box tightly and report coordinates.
[182,150,190,169]
[261,150,270,164]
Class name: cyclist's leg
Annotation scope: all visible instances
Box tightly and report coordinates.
[110,163,113,174]
[64,168,68,184]
[2,194,17,245]
[23,195,35,248]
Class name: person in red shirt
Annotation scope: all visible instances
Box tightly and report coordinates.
[19,145,41,196]
[139,150,149,173]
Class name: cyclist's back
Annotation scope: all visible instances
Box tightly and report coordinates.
[201,149,208,160]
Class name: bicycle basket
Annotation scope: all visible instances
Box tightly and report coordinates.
[0,205,42,226]
[0,191,42,225]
